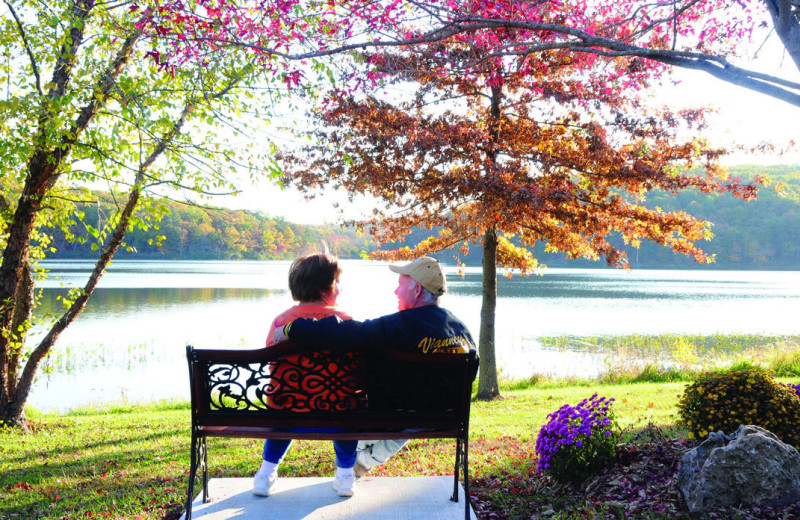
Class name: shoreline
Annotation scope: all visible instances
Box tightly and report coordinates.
[26,330,800,415]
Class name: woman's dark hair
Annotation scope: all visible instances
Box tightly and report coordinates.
[288,254,341,302]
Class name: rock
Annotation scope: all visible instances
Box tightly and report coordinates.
[678,425,800,512]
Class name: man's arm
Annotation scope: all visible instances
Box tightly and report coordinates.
[278,314,396,349]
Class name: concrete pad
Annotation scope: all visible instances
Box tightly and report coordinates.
[180,476,477,520]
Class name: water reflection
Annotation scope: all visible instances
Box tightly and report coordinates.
[25,261,800,411]
[38,287,281,317]
[449,269,800,300]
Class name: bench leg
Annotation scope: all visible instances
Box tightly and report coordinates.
[462,436,470,520]
[185,430,199,520]
[200,436,209,503]
[451,438,462,503]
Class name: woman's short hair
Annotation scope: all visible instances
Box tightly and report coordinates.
[288,254,341,302]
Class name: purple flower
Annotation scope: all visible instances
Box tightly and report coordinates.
[535,394,618,479]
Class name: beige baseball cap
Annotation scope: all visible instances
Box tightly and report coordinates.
[389,256,447,295]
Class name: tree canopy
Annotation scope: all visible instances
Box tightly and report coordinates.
[0,0,281,425]
[44,166,800,269]
[1,0,785,422]
[280,26,760,398]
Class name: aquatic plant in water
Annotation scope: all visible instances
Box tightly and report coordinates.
[535,393,619,483]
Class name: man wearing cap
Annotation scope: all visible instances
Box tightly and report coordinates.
[272,256,475,477]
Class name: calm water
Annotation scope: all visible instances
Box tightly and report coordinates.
[26,260,800,411]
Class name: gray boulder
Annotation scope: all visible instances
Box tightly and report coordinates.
[678,425,800,512]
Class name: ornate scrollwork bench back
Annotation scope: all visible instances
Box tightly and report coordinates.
[184,342,479,520]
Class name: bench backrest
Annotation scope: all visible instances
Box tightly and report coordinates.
[186,342,479,433]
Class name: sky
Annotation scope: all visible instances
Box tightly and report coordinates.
[660,52,800,165]
[219,34,800,226]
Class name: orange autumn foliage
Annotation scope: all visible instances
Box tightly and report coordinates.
[282,44,760,272]
[280,26,762,400]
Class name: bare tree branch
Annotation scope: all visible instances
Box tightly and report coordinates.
[185,2,800,108]
[4,0,43,96]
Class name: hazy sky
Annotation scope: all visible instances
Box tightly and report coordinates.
[222,36,800,226]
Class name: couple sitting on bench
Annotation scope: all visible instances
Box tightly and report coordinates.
[254,254,476,498]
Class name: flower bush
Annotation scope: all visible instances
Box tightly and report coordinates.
[535,394,620,483]
[678,368,800,448]
[790,383,800,400]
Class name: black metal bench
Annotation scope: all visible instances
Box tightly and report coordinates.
[185,342,479,520]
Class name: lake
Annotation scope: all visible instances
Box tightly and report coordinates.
[26,260,800,411]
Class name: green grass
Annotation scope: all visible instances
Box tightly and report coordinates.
[0,380,693,520]
[3,336,800,520]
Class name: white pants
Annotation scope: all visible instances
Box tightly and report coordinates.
[356,439,408,468]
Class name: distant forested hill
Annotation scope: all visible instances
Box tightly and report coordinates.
[620,165,800,269]
[46,196,376,260]
[46,165,800,268]
[391,165,800,270]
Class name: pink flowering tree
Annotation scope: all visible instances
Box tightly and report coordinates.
[149,0,800,107]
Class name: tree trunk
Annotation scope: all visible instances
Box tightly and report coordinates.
[3,186,142,423]
[2,93,198,424]
[764,0,800,72]
[476,227,500,400]
[8,264,34,397]
[0,5,143,425]
[474,82,503,400]
[0,175,51,417]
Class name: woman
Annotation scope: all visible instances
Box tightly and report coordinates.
[253,253,359,498]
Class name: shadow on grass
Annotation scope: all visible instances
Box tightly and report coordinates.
[0,424,188,468]
[0,421,194,519]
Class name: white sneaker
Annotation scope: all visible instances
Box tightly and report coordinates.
[354,451,372,479]
[333,469,356,497]
[253,461,278,496]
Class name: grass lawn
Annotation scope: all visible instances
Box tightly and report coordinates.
[0,381,689,520]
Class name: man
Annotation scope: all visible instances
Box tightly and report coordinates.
[273,256,476,479]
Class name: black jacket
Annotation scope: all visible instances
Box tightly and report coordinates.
[285,305,475,354]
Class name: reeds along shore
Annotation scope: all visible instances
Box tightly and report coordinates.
[507,333,800,388]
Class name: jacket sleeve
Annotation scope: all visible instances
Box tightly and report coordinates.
[286,314,398,349]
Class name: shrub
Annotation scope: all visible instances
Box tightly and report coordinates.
[535,394,619,483]
[788,383,800,400]
[677,368,800,448]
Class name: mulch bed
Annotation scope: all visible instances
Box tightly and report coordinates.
[470,427,800,520]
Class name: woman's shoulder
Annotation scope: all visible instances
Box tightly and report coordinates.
[276,304,352,324]
[329,306,353,320]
